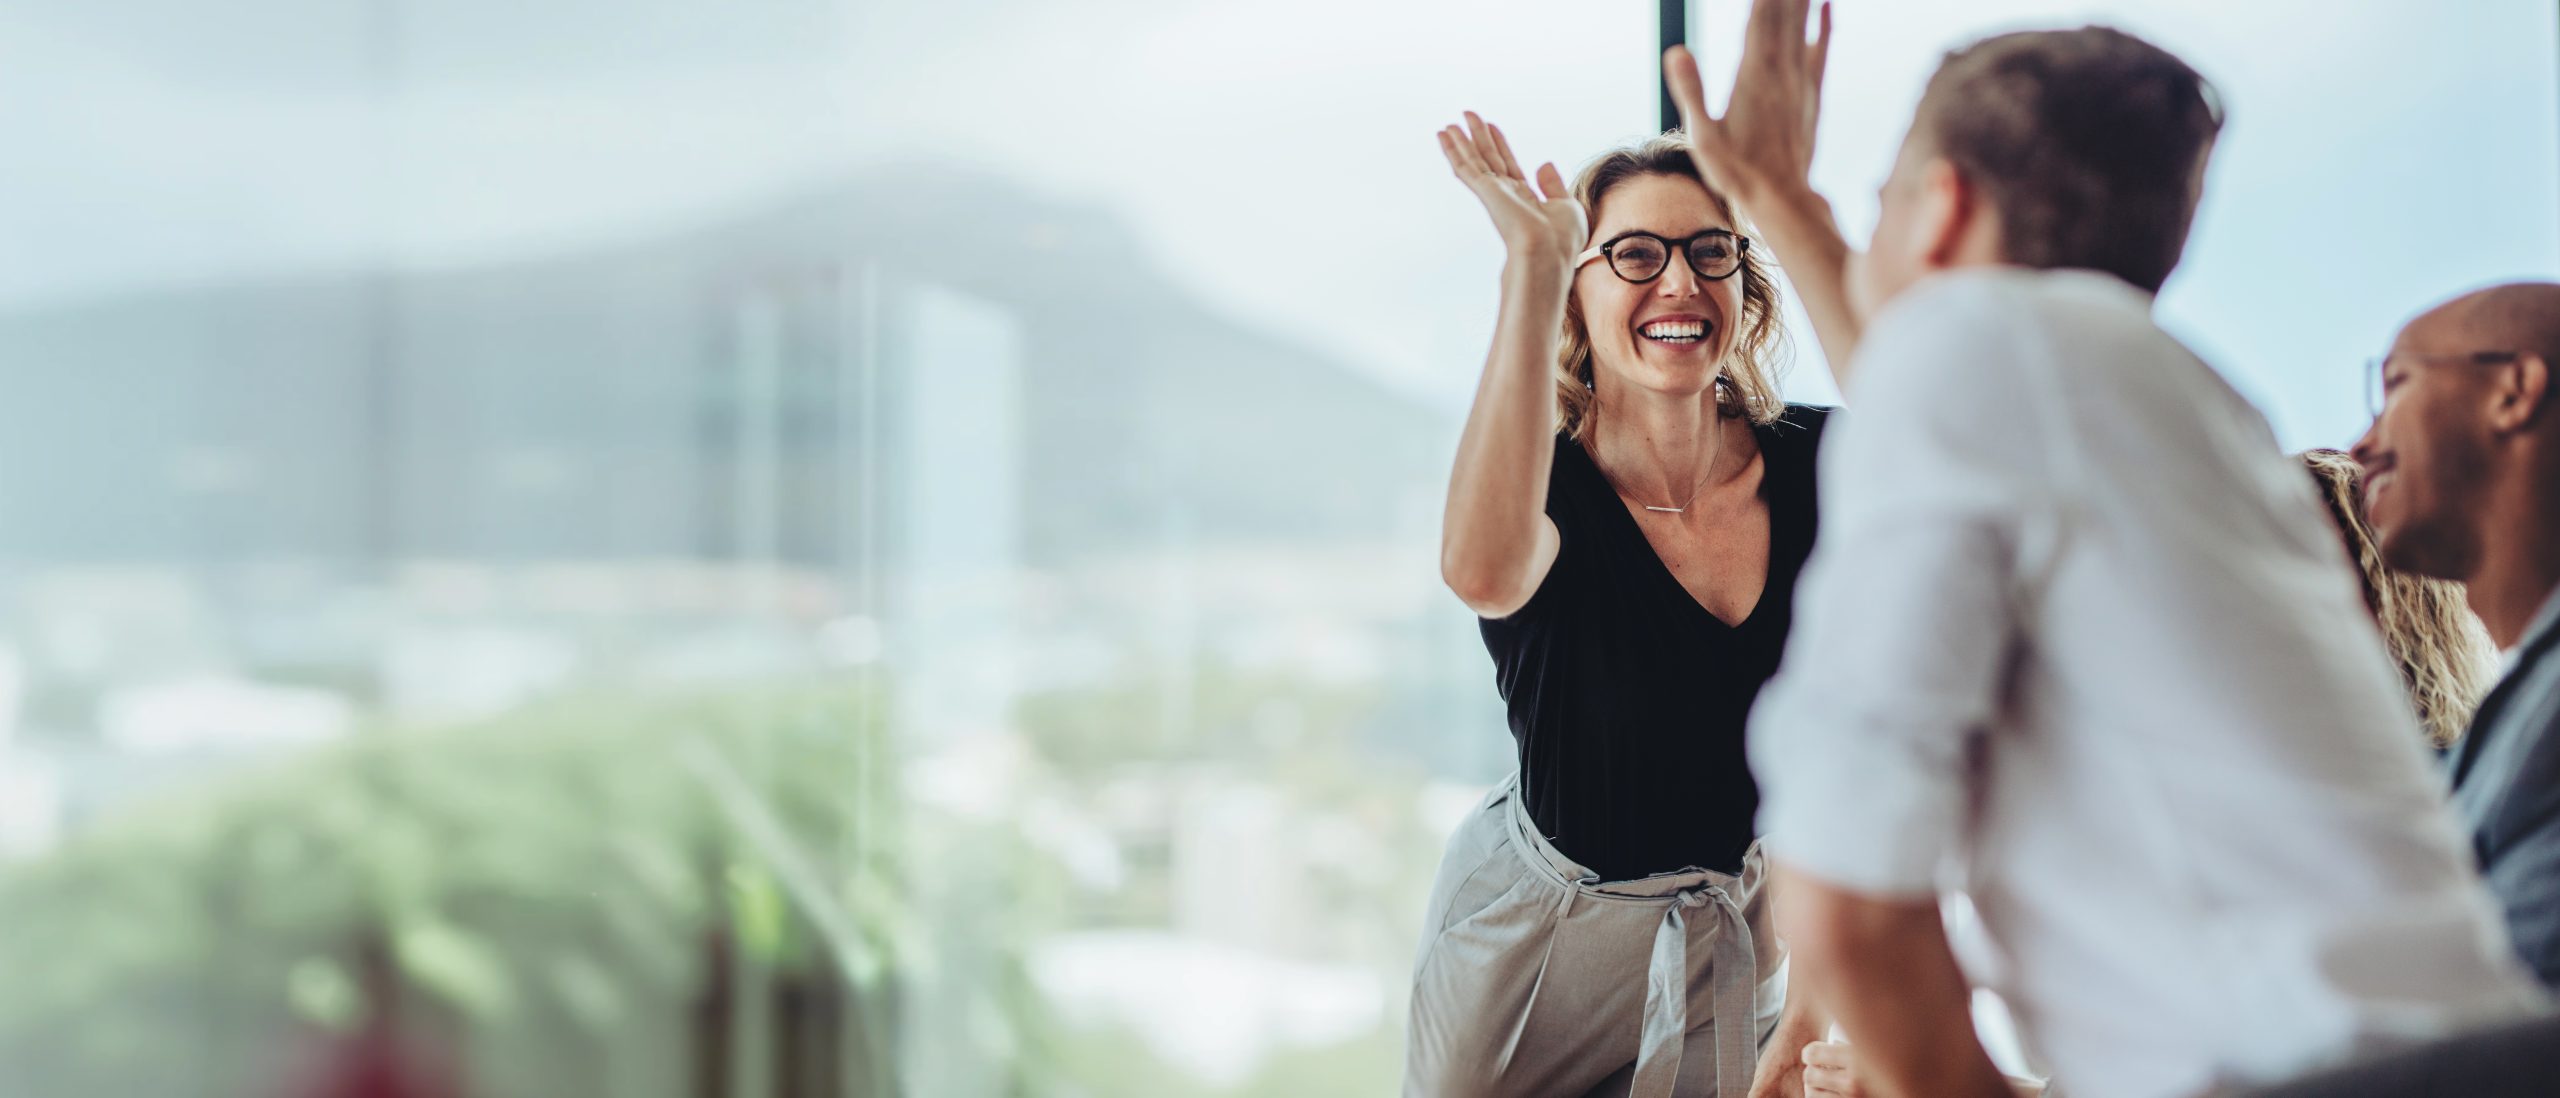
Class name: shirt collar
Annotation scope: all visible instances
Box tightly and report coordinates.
[2505,581,2560,666]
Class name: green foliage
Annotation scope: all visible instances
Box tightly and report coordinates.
[0,658,1455,1098]
[0,678,922,1098]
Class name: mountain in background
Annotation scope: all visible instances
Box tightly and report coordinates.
[0,159,1447,570]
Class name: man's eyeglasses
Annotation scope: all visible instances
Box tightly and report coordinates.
[2364,349,2520,417]
[1574,230,1749,284]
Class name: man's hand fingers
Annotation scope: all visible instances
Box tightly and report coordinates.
[1744,0,1818,83]
[1803,1064,1857,1096]
[1745,0,1792,60]
[1801,1041,1855,1069]
[1800,1041,1860,1097]
[1808,1,1833,98]
[1663,44,1715,132]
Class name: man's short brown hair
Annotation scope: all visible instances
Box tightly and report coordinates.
[1913,26,2223,294]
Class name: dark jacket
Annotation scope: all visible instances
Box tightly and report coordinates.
[2449,586,2560,988]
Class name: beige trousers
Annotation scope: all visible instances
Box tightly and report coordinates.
[1404,775,1785,1098]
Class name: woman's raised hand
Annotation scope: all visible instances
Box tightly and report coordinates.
[1438,112,1588,268]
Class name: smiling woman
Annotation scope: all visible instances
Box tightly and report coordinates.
[1555,137,1793,445]
[1414,116,1832,1096]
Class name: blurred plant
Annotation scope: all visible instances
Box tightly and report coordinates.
[0,678,1059,1098]
[0,657,1472,1098]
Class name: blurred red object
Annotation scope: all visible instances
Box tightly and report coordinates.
[280,1029,466,1098]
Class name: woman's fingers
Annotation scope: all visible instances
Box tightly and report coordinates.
[1441,125,1490,177]
[1446,117,1579,255]
[1534,162,1569,202]
[1464,112,1510,180]
[1487,122,1527,182]
[1443,124,1550,240]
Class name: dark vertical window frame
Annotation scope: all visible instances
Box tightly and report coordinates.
[1660,0,1687,133]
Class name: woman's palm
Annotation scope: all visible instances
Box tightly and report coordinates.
[1440,113,1588,262]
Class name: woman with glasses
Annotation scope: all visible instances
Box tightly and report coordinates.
[1408,117,1831,1097]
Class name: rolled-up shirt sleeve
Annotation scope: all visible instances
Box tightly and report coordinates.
[1749,275,2059,897]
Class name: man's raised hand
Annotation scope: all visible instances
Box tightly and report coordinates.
[1664,0,1832,209]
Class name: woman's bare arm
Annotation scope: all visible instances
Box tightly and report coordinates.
[1436,114,1584,617]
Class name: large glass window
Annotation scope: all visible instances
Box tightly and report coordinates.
[0,2,2552,1096]
[0,3,1653,1095]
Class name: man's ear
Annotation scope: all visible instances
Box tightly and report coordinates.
[2492,351,2551,434]
[1919,158,1975,270]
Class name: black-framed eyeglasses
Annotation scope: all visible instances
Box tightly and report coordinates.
[1574,230,1749,284]
[2364,349,2520,417]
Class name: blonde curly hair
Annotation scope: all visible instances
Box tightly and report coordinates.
[2301,449,2499,748]
[1556,132,1790,441]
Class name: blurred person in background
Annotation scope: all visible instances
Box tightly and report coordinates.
[1411,113,1834,1096]
[2298,448,2498,751]
[2218,337,2560,1095]
[2355,282,2560,989]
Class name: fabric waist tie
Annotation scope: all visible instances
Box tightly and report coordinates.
[1631,881,1757,1098]
[1495,774,1769,1098]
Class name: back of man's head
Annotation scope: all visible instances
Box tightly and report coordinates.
[1913,27,2223,293]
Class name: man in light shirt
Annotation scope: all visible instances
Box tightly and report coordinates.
[2355,284,2560,988]
[1664,5,2544,1098]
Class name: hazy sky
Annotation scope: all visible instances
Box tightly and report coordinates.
[5,0,2555,449]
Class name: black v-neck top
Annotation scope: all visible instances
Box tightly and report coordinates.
[1480,403,1832,881]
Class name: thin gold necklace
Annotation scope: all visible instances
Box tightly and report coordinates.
[1591,410,1732,515]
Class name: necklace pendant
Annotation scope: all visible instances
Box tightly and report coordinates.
[1644,505,1684,513]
